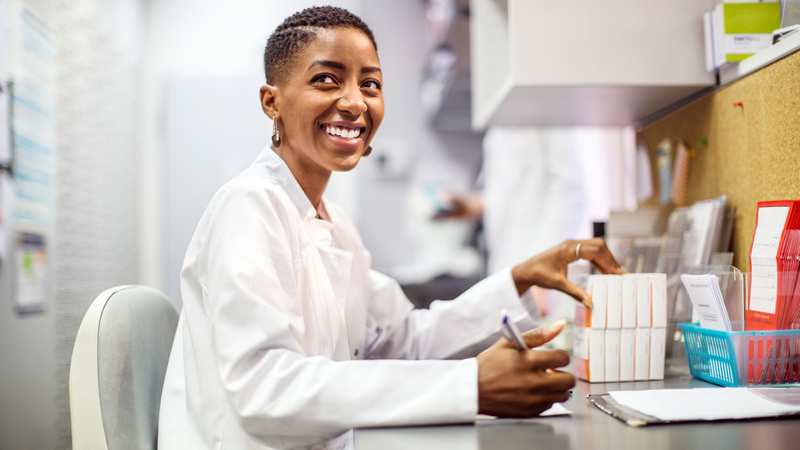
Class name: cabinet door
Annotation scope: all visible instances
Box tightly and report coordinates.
[470,0,716,128]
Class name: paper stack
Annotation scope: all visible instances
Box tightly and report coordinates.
[574,274,667,383]
[680,274,732,332]
[747,200,800,330]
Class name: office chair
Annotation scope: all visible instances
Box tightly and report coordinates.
[69,285,179,450]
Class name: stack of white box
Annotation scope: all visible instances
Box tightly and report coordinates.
[573,273,667,382]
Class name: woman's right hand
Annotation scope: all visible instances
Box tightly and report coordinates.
[476,320,575,417]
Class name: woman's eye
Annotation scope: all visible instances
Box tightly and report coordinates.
[312,74,336,84]
[362,80,381,90]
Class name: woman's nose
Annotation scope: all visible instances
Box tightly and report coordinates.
[336,85,368,115]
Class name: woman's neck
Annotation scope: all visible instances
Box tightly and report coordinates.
[275,146,330,212]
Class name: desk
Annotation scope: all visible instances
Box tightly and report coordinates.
[354,370,800,450]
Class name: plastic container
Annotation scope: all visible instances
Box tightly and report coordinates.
[678,323,800,387]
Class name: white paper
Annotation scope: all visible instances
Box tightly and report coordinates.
[475,402,573,422]
[609,388,800,422]
[681,274,732,331]
[750,205,791,313]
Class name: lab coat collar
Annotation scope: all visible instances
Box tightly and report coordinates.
[256,146,320,222]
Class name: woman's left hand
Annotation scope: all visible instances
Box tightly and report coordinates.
[510,238,626,308]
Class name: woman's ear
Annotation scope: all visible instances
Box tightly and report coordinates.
[260,85,279,119]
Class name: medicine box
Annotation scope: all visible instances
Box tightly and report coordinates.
[587,275,607,329]
[649,327,667,380]
[621,274,637,328]
[634,327,651,381]
[651,274,667,328]
[620,328,635,382]
[636,275,651,328]
[604,329,621,382]
[606,276,622,329]
[574,273,668,382]
[573,326,605,383]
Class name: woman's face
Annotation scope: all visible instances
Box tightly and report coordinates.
[265,27,384,177]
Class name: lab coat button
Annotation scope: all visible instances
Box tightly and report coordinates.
[354,349,359,357]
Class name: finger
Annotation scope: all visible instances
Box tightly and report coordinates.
[558,279,592,309]
[539,389,572,404]
[582,238,626,274]
[524,348,571,371]
[536,371,576,392]
[521,319,566,348]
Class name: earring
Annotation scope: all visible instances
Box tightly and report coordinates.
[363,146,372,157]
[272,118,281,148]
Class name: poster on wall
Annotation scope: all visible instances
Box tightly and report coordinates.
[9,5,55,312]
[14,232,48,313]
[11,5,57,229]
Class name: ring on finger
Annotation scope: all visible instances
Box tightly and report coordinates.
[575,243,582,260]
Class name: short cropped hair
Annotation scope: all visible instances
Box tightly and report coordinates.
[264,6,377,85]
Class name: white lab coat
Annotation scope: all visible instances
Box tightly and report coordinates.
[158,147,541,450]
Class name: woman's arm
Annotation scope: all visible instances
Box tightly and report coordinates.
[191,184,481,449]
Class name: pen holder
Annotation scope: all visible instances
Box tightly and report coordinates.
[678,323,800,387]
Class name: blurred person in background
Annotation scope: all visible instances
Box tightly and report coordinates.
[437,127,588,316]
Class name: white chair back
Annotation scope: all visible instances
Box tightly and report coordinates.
[69,285,179,450]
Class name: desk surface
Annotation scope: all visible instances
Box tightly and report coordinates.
[354,371,800,450]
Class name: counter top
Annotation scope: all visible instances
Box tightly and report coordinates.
[354,370,800,450]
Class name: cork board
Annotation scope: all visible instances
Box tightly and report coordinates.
[637,50,800,271]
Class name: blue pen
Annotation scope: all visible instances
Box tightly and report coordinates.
[501,309,529,351]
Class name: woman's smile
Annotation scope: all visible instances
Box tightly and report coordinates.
[321,122,367,148]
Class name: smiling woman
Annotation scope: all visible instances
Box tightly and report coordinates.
[157,6,624,450]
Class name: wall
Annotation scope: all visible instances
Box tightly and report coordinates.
[0,1,145,449]
[638,50,800,271]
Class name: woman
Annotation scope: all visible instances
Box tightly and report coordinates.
[158,6,625,450]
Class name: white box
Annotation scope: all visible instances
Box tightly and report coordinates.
[634,327,651,381]
[650,273,667,328]
[573,327,605,383]
[649,327,667,380]
[635,274,651,328]
[588,275,607,329]
[606,275,622,329]
[604,329,621,382]
[621,274,637,328]
[619,328,635,382]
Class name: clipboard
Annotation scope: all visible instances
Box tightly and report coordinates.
[586,394,663,427]
[587,389,800,427]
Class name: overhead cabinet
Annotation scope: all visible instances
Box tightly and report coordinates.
[469,0,716,129]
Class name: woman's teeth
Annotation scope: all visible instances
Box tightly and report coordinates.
[325,126,361,139]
